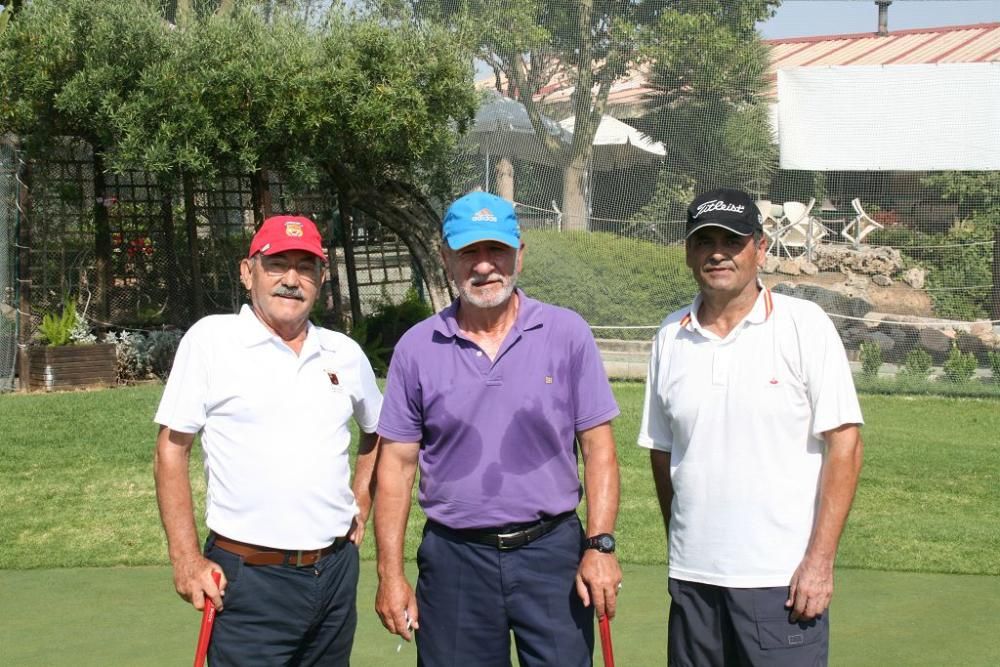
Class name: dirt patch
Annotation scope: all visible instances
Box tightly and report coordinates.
[760,271,935,317]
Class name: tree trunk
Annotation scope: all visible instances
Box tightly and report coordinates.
[16,156,32,390]
[182,172,204,320]
[337,193,363,327]
[159,181,180,325]
[561,153,589,231]
[992,225,1000,321]
[249,168,272,229]
[322,214,345,331]
[495,157,514,202]
[92,150,113,323]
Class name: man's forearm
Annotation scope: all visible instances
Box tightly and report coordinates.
[153,427,201,563]
[352,431,380,523]
[579,423,620,535]
[805,425,864,564]
[373,440,419,579]
[649,450,673,540]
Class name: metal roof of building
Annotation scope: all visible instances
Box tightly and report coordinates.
[479,22,1000,116]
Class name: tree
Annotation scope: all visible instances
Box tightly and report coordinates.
[374,0,777,231]
[921,172,1000,320]
[113,7,477,312]
[0,0,172,320]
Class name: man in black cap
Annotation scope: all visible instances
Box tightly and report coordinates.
[638,188,864,666]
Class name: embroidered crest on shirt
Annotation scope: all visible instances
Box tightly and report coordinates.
[326,371,340,385]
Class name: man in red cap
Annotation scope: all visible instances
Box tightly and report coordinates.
[154,215,383,665]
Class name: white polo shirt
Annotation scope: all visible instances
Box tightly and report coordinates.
[638,286,863,587]
[155,305,382,550]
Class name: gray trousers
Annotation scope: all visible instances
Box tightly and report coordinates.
[668,578,829,667]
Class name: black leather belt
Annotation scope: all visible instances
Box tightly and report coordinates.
[432,511,576,551]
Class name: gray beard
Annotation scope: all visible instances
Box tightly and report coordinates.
[456,273,518,309]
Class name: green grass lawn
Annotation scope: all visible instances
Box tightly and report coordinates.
[1,384,998,665]
[1,384,998,574]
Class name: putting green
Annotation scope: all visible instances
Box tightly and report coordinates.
[1,563,997,665]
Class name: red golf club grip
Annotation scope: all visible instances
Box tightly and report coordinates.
[599,615,615,667]
[193,570,222,667]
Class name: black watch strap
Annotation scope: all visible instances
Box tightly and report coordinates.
[584,533,616,553]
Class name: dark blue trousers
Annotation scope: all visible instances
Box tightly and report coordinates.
[205,536,359,666]
[415,515,594,667]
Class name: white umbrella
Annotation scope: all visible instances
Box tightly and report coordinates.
[463,92,570,170]
[558,114,666,171]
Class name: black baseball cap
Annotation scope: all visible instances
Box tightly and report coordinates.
[685,188,762,238]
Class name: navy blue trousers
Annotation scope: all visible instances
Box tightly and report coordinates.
[415,515,594,667]
[205,536,359,666]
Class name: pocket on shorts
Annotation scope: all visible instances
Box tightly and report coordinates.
[752,587,826,650]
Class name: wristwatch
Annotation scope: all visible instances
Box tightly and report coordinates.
[584,533,616,554]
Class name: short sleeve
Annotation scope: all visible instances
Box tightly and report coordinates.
[154,327,209,434]
[803,308,864,437]
[638,331,673,451]
[570,318,620,432]
[351,351,383,433]
[376,341,425,443]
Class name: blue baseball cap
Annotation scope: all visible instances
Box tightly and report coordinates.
[442,192,521,250]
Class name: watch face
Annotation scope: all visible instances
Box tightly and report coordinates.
[589,534,615,552]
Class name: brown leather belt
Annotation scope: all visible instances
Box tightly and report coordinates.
[211,533,349,567]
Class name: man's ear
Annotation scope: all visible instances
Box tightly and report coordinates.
[239,257,254,290]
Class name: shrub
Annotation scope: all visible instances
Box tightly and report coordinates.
[990,350,1000,385]
[38,299,78,346]
[899,348,933,382]
[942,343,977,384]
[106,328,183,383]
[859,341,883,379]
[351,289,432,376]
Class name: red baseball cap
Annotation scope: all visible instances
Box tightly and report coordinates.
[248,215,326,262]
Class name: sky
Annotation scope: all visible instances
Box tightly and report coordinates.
[758,1,1000,39]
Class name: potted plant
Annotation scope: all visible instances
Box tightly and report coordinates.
[25,298,117,391]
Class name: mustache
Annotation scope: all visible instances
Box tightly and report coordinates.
[272,285,305,300]
[469,273,505,286]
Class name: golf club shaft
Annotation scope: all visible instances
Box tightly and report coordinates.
[193,571,222,667]
[599,615,615,667]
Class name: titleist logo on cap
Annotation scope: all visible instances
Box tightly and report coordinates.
[694,200,746,218]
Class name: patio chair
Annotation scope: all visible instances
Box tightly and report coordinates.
[842,198,884,249]
[773,198,829,259]
[756,200,781,255]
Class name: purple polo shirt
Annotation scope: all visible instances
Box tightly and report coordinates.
[377,290,619,529]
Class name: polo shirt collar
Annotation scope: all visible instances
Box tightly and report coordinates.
[237,303,320,354]
[431,288,544,339]
[681,280,773,335]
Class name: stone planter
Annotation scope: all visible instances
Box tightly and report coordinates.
[25,343,117,391]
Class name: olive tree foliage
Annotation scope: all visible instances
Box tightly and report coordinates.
[113,7,478,309]
[0,0,24,35]
[635,1,778,220]
[372,0,777,230]
[0,0,172,319]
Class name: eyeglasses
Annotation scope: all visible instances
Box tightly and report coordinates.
[256,255,322,283]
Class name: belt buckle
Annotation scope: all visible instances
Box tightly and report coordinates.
[295,550,306,567]
[496,530,522,551]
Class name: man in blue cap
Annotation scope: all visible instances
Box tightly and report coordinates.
[373,191,623,665]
